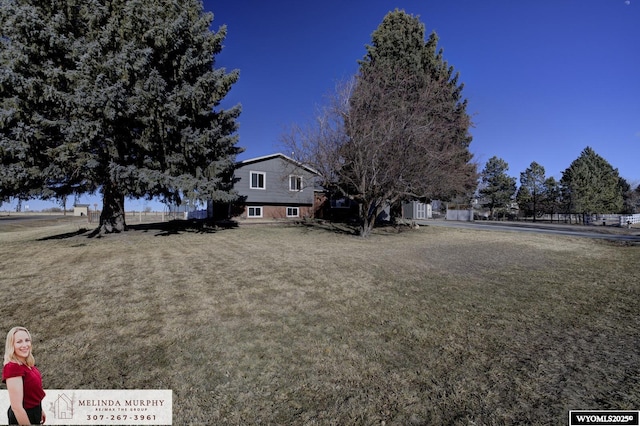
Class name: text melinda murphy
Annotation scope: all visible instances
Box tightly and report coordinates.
[0,389,172,425]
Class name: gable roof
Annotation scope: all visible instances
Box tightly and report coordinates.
[237,153,319,175]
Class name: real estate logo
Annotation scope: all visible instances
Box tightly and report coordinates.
[0,389,172,425]
[52,393,74,420]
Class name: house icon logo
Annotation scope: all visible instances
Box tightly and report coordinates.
[53,393,73,420]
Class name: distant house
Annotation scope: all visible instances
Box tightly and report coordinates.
[224,153,320,220]
[73,204,90,216]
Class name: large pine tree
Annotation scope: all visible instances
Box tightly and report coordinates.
[0,0,241,233]
[479,156,516,220]
[560,147,623,216]
[519,162,547,221]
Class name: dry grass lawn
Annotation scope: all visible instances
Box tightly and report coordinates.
[0,219,638,425]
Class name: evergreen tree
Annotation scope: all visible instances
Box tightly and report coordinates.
[619,177,632,214]
[540,176,561,219]
[346,10,476,236]
[0,1,74,203]
[478,156,516,220]
[560,147,623,216]
[619,184,640,217]
[515,185,533,218]
[520,162,546,221]
[0,0,241,233]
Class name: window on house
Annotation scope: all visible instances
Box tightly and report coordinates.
[286,207,299,218]
[289,175,303,191]
[330,198,351,209]
[248,206,263,218]
[250,171,266,189]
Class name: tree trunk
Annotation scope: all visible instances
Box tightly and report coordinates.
[98,183,127,234]
[360,216,375,238]
[359,201,381,238]
[532,198,537,222]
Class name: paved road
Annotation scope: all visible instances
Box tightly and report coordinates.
[0,214,68,223]
[0,214,89,229]
[416,219,640,243]
[3,214,640,243]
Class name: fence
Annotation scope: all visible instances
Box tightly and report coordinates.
[585,214,622,226]
[503,212,639,227]
[446,209,473,221]
[620,213,640,227]
[565,213,640,227]
[87,211,170,223]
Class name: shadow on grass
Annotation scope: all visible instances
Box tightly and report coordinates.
[298,219,421,237]
[37,228,92,240]
[129,219,238,237]
[298,219,360,236]
[38,219,239,240]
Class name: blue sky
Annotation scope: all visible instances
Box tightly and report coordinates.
[7,0,638,212]
[212,0,638,181]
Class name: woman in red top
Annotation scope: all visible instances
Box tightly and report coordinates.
[2,327,46,425]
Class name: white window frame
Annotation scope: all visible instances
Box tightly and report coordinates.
[247,206,263,218]
[289,175,303,192]
[286,207,299,218]
[250,171,266,190]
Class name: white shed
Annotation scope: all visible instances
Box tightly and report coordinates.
[402,201,432,220]
[73,204,90,216]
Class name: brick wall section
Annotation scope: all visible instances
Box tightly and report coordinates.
[238,205,315,220]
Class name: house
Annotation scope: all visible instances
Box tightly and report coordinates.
[226,153,320,220]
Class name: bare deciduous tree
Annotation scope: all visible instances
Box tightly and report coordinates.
[284,66,476,237]
[283,10,477,237]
